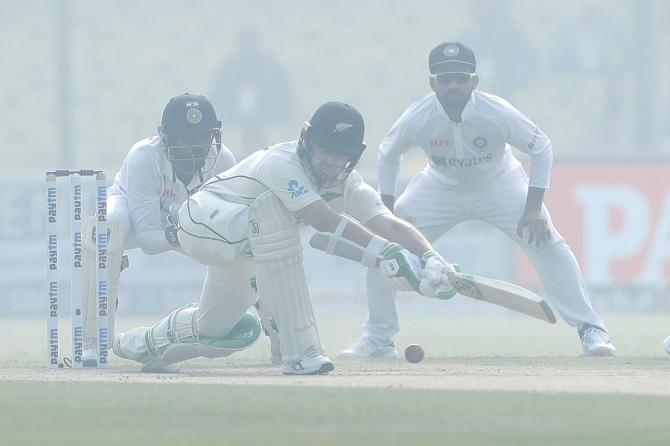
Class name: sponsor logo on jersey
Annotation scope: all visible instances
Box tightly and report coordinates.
[528,127,541,150]
[161,188,176,198]
[430,138,452,147]
[320,191,343,202]
[431,153,494,168]
[288,179,309,199]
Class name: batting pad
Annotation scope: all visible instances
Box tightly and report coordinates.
[248,191,323,362]
[81,216,124,350]
[141,305,261,373]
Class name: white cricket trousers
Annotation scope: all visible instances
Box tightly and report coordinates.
[363,166,606,343]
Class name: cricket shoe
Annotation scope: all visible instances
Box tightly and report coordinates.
[280,347,334,375]
[663,336,670,357]
[580,326,616,356]
[112,333,182,373]
[337,336,398,359]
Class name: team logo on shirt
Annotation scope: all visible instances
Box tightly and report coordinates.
[288,179,309,199]
[186,107,203,125]
[473,136,487,148]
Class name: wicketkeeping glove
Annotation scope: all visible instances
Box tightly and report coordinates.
[164,203,181,248]
[419,250,457,300]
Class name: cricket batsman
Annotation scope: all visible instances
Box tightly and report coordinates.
[113,101,458,374]
[339,41,615,359]
[81,93,236,366]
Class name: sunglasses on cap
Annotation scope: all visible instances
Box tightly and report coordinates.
[431,72,474,85]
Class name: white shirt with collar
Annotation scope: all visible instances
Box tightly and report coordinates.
[108,135,236,254]
[377,90,553,194]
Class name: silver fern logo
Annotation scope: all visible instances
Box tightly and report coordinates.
[334,122,354,133]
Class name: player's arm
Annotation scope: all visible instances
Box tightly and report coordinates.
[364,213,431,258]
[126,153,180,255]
[502,101,553,246]
[296,199,433,294]
[295,199,375,247]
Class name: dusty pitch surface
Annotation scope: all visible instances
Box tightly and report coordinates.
[2,315,670,445]
[2,313,670,395]
[3,356,670,397]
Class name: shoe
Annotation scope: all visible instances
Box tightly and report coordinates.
[580,326,616,356]
[337,336,398,359]
[663,336,670,356]
[280,347,334,375]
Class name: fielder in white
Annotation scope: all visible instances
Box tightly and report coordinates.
[80,93,236,366]
[340,41,616,358]
[113,101,458,374]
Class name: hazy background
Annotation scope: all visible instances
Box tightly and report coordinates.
[1,0,669,317]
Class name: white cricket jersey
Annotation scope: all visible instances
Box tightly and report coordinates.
[378,91,553,194]
[201,141,389,224]
[108,135,236,253]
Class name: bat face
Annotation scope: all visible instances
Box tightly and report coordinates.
[447,272,557,324]
[448,273,484,300]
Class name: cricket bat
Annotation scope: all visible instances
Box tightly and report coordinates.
[309,232,557,324]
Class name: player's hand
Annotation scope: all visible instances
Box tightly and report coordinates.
[419,250,457,300]
[516,210,551,247]
[378,243,422,292]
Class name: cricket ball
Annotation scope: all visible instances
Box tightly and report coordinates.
[404,344,425,363]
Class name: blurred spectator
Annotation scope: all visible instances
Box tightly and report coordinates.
[210,29,296,156]
[461,0,539,99]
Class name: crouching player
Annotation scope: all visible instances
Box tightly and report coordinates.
[81,93,236,366]
[112,102,456,374]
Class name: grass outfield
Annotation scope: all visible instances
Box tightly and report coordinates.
[2,382,670,446]
[1,314,670,445]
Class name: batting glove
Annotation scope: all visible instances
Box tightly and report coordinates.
[378,243,422,293]
[419,250,457,300]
